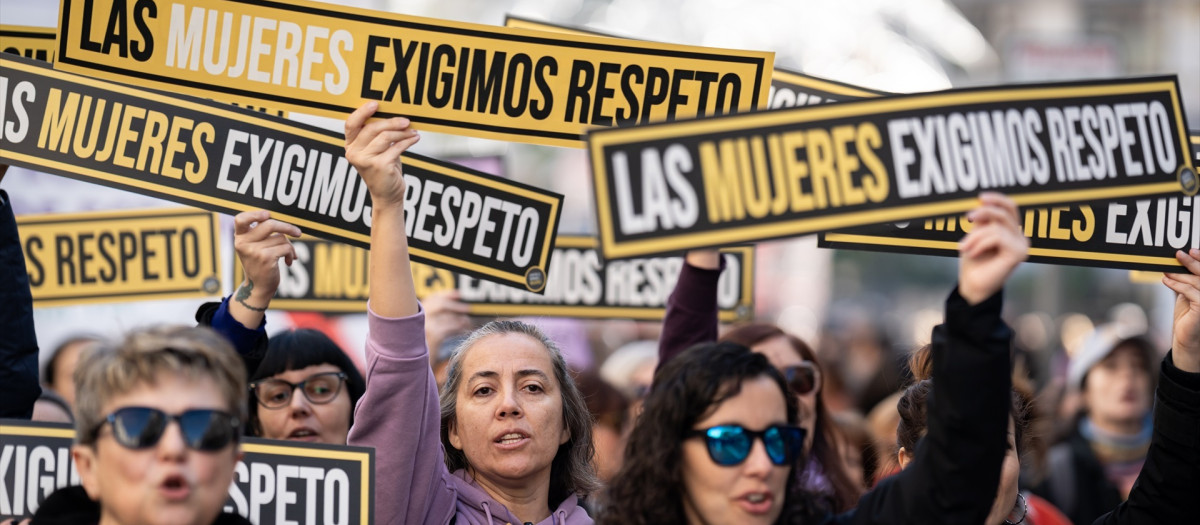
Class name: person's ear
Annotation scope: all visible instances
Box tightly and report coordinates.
[559,424,570,445]
[896,447,913,469]
[72,444,101,500]
[448,419,462,450]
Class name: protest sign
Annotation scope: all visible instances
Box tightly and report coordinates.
[0,420,373,524]
[587,77,1196,259]
[17,207,221,307]
[53,0,773,148]
[503,15,889,111]
[818,132,1200,272]
[0,55,561,292]
[1,25,285,117]
[0,25,56,63]
[234,234,755,321]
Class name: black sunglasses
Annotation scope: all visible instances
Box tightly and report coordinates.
[91,407,241,451]
[782,362,819,395]
[686,424,806,466]
[250,371,348,409]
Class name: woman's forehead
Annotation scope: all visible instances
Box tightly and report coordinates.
[459,333,557,377]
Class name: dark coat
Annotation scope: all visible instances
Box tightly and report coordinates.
[0,189,40,420]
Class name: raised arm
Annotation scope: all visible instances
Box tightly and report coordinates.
[0,164,41,419]
[196,210,300,374]
[343,103,457,525]
[657,249,723,372]
[1093,250,1200,525]
[848,193,1026,523]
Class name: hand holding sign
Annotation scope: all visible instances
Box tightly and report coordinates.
[345,102,420,207]
[231,210,301,326]
[1164,250,1200,373]
[346,102,420,318]
[958,193,1029,305]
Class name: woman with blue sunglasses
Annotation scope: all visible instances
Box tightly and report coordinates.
[603,193,1028,524]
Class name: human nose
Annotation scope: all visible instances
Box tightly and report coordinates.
[497,387,522,418]
[289,385,313,415]
[742,437,775,478]
[157,419,187,461]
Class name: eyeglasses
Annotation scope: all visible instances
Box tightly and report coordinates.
[782,362,819,395]
[250,372,347,409]
[91,407,240,451]
[686,424,806,466]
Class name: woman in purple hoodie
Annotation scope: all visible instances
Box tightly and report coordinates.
[342,103,599,525]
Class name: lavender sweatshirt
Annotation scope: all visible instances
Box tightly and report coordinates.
[347,304,592,525]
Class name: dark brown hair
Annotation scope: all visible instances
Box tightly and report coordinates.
[896,345,1032,461]
[599,342,817,525]
[722,323,863,512]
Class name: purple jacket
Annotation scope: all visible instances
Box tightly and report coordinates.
[347,304,592,525]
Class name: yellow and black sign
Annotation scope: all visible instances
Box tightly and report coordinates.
[0,25,56,63]
[820,132,1200,273]
[53,0,772,148]
[234,234,755,321]
[1,25,284,117]
[588,77,1195,259]
[504,16,889,110]
[17,208,221,307]
[0,420,373,523]
[0,55,561,292]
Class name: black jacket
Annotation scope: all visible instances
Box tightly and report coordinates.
[32,485,253,525]
[1032,426,1124,525]
[1091,351,1200,525]
[829,289,1014,524]
[0,189,40,419]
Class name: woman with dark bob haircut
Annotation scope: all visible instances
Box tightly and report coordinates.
[246,329,366,444]
[607,193,1029,524]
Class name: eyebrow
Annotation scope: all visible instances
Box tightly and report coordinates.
[468,369,551,383]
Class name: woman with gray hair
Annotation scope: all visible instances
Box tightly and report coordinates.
[343,103,598,525]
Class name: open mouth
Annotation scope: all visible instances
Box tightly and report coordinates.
[288,428,319,441]
[159,475,190,501]
[495,433,528,446]
[739,492,773,515]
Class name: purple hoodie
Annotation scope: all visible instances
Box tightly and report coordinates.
[347,304,592,525]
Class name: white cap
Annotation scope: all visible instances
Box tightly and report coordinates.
[1067,323,1156,391]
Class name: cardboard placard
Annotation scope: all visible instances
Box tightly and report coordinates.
[234,234,755,321]
[0,55,562,292]
[503,16,890,110]
[818,133,1200,272]
[1,25,57,63]
[53,0,773,148]
[0,420,373,524]
[587,77,1196,259]
[17,208,221,307]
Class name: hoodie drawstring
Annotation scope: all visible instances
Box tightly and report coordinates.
[482,501,494,524]
[555,509,566,524]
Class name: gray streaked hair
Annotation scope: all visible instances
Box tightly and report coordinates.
[439,320,600,503]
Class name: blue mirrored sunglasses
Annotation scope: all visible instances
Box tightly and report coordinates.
[686,424,806,466]
[91,406,241,451]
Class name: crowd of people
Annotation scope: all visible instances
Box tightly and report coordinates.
[1,100,1198,525]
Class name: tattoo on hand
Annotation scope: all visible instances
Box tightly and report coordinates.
[236,280,267,312]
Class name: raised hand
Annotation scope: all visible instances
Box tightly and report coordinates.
[957,192,1029,305]
[344,101,420,207]
[344,102,420,317]
[229,210,300,326]
[423,289,471,353]
[1163,249,1200,372]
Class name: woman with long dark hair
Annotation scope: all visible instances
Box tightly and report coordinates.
[606,192,1027,524]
